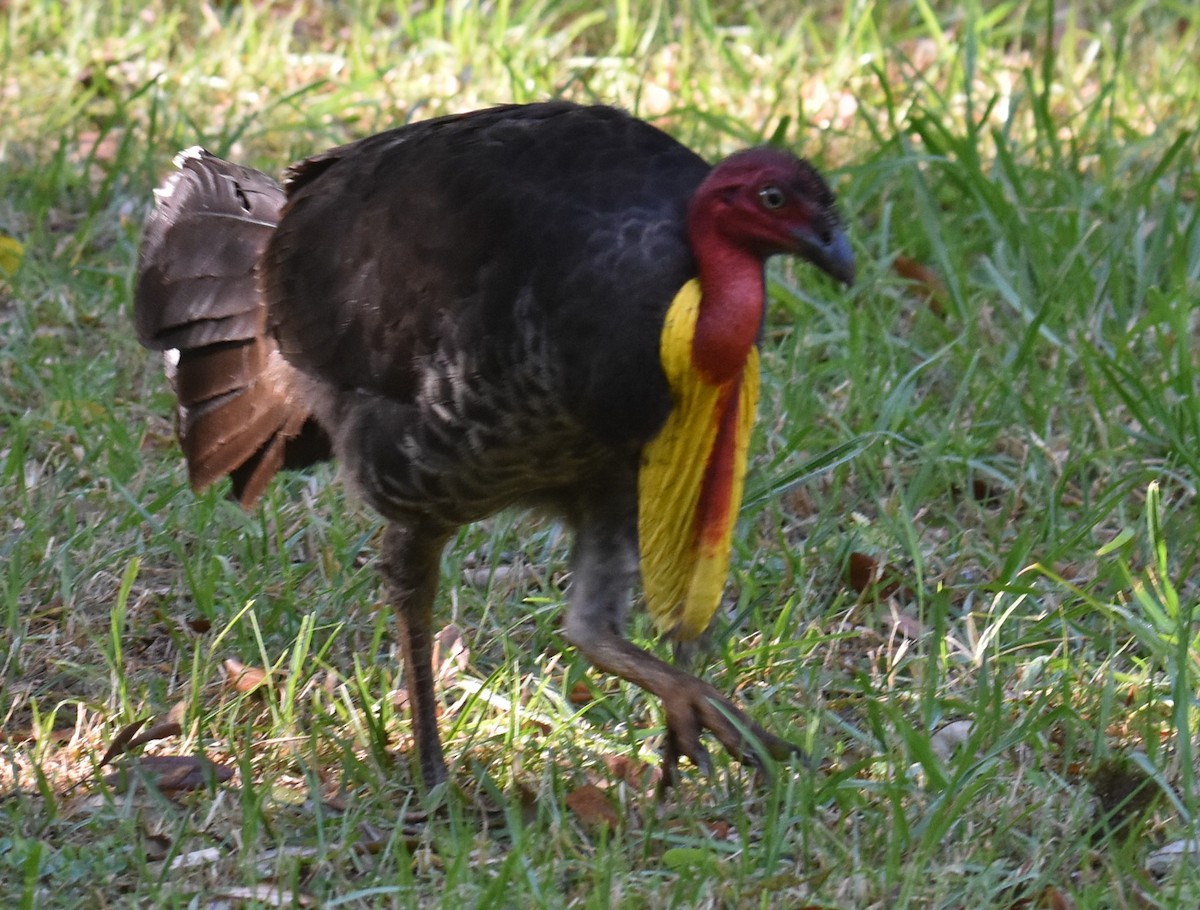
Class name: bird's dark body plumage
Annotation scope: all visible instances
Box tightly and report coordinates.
[264,103,710,525]
[135,101,852,793]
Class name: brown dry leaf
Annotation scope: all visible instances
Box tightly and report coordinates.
[704,819,734,840]
[432,624,469,686]
[0,720,76,745]
[893,254,949,316]
[566,783,620,831]
[568,680,594,705]
[120,720,184,757]
[102,700,189,764]
[971,476,1007,506]
[223,658,270,693]
[1008,887,1078,910]
[601,753,660,791]
[845,551,879,593]
[845,552,908,599]
[1039,886,1076,910]
[100,716,151,766]
[104,755,234,794]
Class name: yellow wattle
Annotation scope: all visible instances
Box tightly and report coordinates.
[638,279,761,640]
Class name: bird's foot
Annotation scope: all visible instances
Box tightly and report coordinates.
[657,676,801,795]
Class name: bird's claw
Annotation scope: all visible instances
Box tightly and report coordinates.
[655,679,800,796]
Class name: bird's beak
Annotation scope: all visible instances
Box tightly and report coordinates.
[797,224,855,287]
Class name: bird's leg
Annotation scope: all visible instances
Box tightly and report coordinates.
[562,483,799,792]
[379,521,452,790]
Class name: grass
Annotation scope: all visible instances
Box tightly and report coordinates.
[2,0,1199,905]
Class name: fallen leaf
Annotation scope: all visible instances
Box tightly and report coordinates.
[601,753,660,791]
[893,254,949,316]
[844,551,907,598]
[888,606,925,640]
[1008,886,1078,910]
[1146,838,1200,877]
[104,755,234,794]
[568,680,594,705]
[845,551,880,593]
[433,624,469,686]
[166,846,223,871]
[1039,886,1076,910]
[223,658,270,693]
[566,784,619,831]
[0,234,24,279]
[100,716,151,766]
[102,702,189,763]
[971,476,1007,506]
[704,819,734,840]
[120,720,184,756]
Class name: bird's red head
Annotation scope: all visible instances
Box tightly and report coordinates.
[682,147,852,384]
[687,147,854,287]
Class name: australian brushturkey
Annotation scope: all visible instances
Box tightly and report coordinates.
[134,101,853,791]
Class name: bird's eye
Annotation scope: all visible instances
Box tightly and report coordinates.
[758,185,786,210]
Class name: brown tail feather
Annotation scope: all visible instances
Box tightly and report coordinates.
[135,147,329,506]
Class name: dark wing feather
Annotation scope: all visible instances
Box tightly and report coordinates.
[265,102,711,447]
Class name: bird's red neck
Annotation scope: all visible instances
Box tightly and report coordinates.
[686,216,765,385]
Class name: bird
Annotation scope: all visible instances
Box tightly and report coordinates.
[133,100,854,793]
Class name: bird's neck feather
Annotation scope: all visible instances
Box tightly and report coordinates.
[688,222,765,384]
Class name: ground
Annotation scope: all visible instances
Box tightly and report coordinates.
[2,1,1199,907]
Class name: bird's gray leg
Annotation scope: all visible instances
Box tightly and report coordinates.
[379,521,452,790]
[561,481,799,792]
